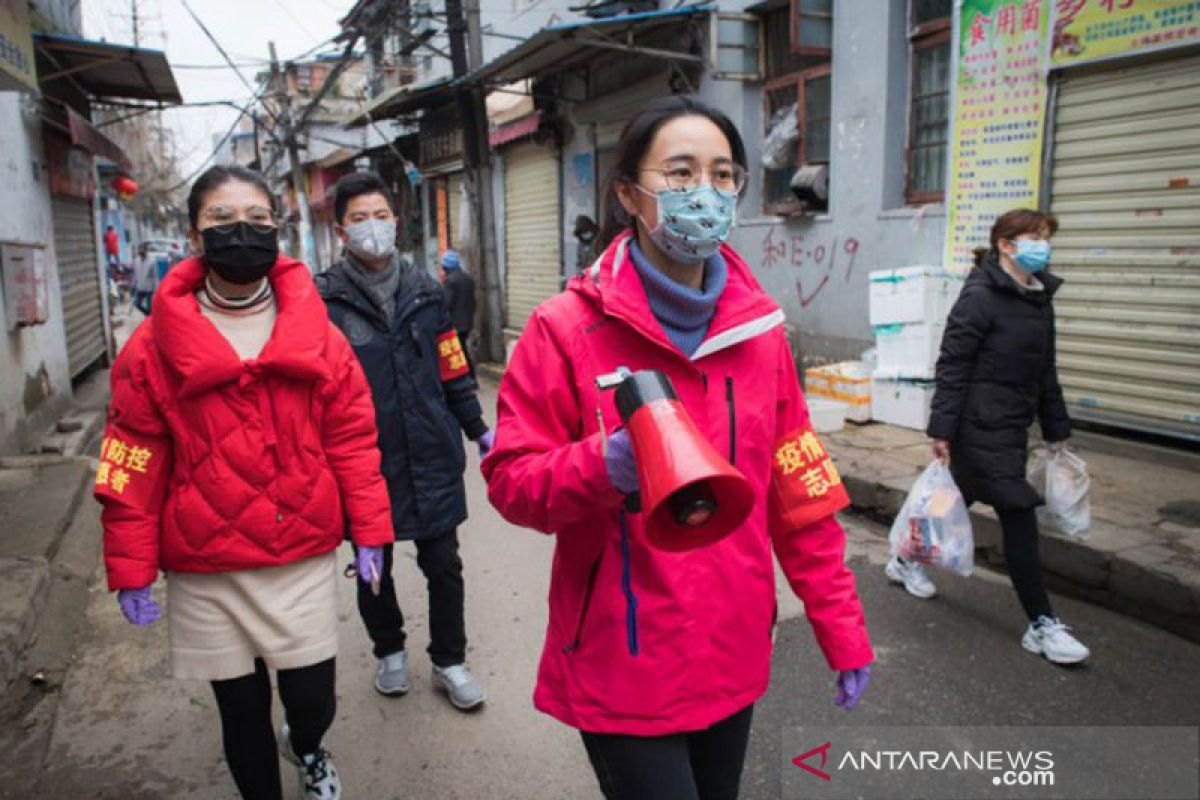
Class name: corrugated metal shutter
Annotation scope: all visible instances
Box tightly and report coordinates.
[576,73,671,149]
[53,197,105,378]
[504,142,560,332]
[447,172,465,251]
[1048,53,1200,440]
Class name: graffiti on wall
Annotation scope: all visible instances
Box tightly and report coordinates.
[761,226,862,308]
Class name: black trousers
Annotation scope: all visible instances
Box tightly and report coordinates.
[580,705,755,800]
[210,657,336,800]
[997,506,1055,621]
[354,531,466,666]
[458,327,477,382]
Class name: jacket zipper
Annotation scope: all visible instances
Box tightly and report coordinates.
[563,552,603,654]
[725,376,736,465]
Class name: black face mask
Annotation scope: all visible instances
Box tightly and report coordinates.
[201,222,279,284]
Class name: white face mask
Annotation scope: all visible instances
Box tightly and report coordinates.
[344,218,396,261]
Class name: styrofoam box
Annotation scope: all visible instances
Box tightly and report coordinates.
[871,377,936,430]
[805,361,872,423]
[808,396,848,433]
[869,266,964,327]
[874,321,944,380]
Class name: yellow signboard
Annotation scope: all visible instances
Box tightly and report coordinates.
[1051,0,1200,67]
[945,0,1051,272]
[0,0,36,92]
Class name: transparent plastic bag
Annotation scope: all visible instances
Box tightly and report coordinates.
[1028,446,1091,539]
[761,103,799,169]
[889,461,974,576]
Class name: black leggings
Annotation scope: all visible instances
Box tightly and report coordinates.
[997,506,1054,621]
[580,704,755,800]
[210,657,337,800]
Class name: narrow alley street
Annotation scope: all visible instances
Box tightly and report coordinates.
[4,380,1197,800]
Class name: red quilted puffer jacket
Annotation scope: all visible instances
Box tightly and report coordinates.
[96,255,393,590]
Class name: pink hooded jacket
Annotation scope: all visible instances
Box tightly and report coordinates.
[482,231,873,736]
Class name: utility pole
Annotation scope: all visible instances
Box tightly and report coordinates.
[268,41,320,272]
[447,0,504,363]
[130,0,140,46]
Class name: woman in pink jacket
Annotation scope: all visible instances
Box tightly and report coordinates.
[481,96,874,800]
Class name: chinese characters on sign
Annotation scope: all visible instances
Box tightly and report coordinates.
[0,0,36,92]
[945,0,1050,272]
[1051,0,1200,67]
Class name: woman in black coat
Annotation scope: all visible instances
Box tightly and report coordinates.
[888,209,1090,665]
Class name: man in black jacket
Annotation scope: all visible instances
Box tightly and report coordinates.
[440,249,476,384]
[317,172,493,710]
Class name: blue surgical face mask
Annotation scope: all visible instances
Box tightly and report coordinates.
[1012,239,1051,274]
[635,184,736,264]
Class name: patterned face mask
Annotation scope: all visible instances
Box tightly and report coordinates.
[635,184,736,264]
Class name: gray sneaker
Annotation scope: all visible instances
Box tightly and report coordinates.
[375,650,411,696]
[432,663,485,710]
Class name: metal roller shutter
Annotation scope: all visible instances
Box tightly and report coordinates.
[53,197,106,378]
[504,142,561,332]
[1048,53,1200,441]
[447,172,465,251]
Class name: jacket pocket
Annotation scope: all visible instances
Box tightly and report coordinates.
[563,549,604,654]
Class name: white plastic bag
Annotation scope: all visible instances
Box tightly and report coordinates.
[889,461,974,576]
[761,103,799,169]
[1028,446,1091,538]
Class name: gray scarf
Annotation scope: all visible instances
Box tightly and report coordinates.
[344,252,405,326]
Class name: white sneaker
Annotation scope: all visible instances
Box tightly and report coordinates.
[279,723,342,799]
[1022,616,1090,665]
[886,556,937,599]
[432,663,485,710]
[374,650,411,696]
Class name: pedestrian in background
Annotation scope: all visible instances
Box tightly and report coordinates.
[104,224,121,270]
[95,164,392,800]
[482,96,873,800]
[132,243,157,316]
[317,172,492,712]
[440,248,478,384]
[897,208,1090,665]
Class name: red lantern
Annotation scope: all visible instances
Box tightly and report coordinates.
[112,176,139,196]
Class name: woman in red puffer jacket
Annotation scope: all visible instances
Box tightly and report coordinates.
[95,165,391,800]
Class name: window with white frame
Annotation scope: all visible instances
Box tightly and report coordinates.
[906,0,951,204]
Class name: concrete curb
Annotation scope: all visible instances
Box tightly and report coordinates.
[838,464,1200,644]
[0,459,95,690]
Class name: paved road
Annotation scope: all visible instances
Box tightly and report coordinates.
[8,381,1199,799]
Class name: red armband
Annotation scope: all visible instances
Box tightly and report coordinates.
[769,423,850,531]
[436,330,470,382]
[94,432,168,510]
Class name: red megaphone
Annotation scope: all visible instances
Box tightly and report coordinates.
[612,370,755,551]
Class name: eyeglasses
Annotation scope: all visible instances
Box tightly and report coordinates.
[640,161,747,195]
[200,205,277,234]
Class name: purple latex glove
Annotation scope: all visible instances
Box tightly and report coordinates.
[116,586,161,626]
[477,430,496,459]
[604,429,639,495]
[834,665,871,710]
[357,545,384,588]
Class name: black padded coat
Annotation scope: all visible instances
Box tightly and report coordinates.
[927,253,1071,510]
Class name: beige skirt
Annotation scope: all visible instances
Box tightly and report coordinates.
[167,551,339,682]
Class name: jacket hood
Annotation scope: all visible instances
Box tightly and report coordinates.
[569,229,784,361]
[974,251,1063,300]
[151,255,332,397]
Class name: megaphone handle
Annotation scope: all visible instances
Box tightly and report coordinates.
[624,492,642,514]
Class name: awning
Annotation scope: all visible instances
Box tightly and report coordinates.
[343,76,456,127]
[464,5,714,88]
[42,98,133,172]
[490,111,542,148]
[34,33,182,105]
